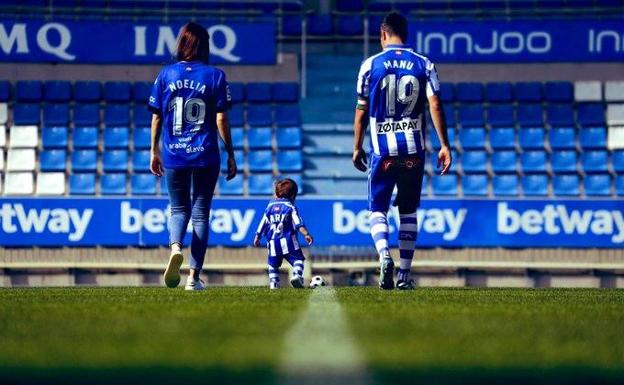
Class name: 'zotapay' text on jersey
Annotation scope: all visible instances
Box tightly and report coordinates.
[148,61,231,168]
[357,44,440,157]
[255,199,305,257]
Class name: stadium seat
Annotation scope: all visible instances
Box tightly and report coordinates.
[456,82,484,103]
[490,151,517,174]
[607,104,624,126]
[218,175,244,195]
[443,105,456,127]
[105,104,130,126]
[487,104,515,128]
[514,82,543,102]
[247,105,273,127]
[577,103,605,127]
[72,127,98,149]
[439,83,454,103]
[220,150,244,173]
[44,81,71,102]
[547,104,575,127]
[248,174,274,195]
[613,151,624,173]
[131,174,157,195]
[604,81,624,102]
[41,127,68,149]
[307,14,333,36]
[69,173,96,195]
[574,81,602,102]
[460,151,487,173]
[489,128,516,150]
[229,105,245,127]
[271,83,299,103]
[6,149,35,171]
[71,150,97,172]
[522,173,548,197]
[248,128,273,150]
[275,105,301,127]
[337,14,363,36]
[103,150,129,172]
[133,127,151,149]
[36,172,66,195]
[616,175,624,196]
[103,127,129,149]
[431,175,458,196]
[4,172,34,195]
[493,175,519,196]
[579,127,607,150]
[16,81,42,102]
[429,127,456,151]
[486,82,513,103]
[518,128,545,150]
[229,83,245,103]
[581,150,608,173]
[104,81,131,102]
[0,103,7,125]
[282,15,303,36]
[304,132,352,155]
[584,174,611,196]
[13,104,40,125]
[159,176,168,196]
[132,150,150,173]
[133,82,151,104]
[248,150,273,172]
[517,104,544,127]
[9,125,38,148]
[73,104,100,126]
[74,81,102,102]
[0,81,10,102]
[277,150,303,172]
[458,105,485,127]
[43,104,70,126]
[230,128,245,149]
[520,151,547,173]
[101,173,127,195]
[276,127,302,149]
[462,174,488,196]
[133,105,152,127]
[246,83,272,103]
[550,151,578,173]
[545,81,573,103]
[459,127,485,150]
[553,174,580,196]
[548,127,576,150]
[39,149,67,172]
[336,0,364,11]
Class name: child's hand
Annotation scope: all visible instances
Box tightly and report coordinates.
[304,234,313,245]
[253,235,261,247]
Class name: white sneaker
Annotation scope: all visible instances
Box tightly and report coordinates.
[185,276,206,291]
[163,246,184,288]
[270,280,280,290]
[289,275,304,289]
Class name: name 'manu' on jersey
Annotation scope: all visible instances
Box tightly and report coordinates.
[357,44,440,157]
[255,198,305,257]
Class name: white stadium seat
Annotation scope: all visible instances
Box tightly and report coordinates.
[6,148,36,171]
[608,127,624,150]
[574,81,602,102]
[0,103,7,125]
[4,172,34,195]
[0,125,6,147]
[9,125,38,148]
[0,148,4,171]
[605,81,624,102]
[0,173,2,194]
[36,172,66,195]
[607,104,624,126]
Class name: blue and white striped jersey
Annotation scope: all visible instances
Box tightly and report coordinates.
[255,198,305,257]
[357,44,440,157]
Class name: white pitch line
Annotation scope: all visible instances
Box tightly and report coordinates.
[279,287,372,385]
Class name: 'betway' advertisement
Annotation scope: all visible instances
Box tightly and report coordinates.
[0,198,622,248]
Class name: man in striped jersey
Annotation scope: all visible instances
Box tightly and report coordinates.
[253,178,314,289]
[353,12,452,290]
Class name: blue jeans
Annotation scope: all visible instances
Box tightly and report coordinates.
[165,167,219,271]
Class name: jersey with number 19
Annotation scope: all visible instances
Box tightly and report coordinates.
[357,44,439,158]
[148,61,231,169]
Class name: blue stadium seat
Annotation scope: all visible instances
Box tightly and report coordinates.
[489,128,515,150]
[220,151,244,173]
[74,81,101,102]
[103,127,129,149]
[42,127,68,149]
[132,150,150,173]
[584,175,611,196]
[545,81,573,103]
[16,81,42,102]
[248,150,273,172]
[522,174,548,196]
[443,105,456,127]
[439,83,454,103]
[307,14,333,36]
[553,174,580,196]
[521,151,547,173]
[459,127,486,150]
[337,14,364,35]
[103,150,129,172]
[230,128,245,149]
[248,174,274,195]
[455,82,484,103]
[486,82,513,103]
[247,105,273,127]
[492,175,519,196]
[460,151,487,173]
[229,105,245,127]
[549,127,576,150]
[246,83,272,103]
[275,105,301,127]
[133,82,151,104]
[576,103,605,128]
[432,175,458,196]
[613,151,624,173]
[336,0,364,11]
[490,151,517,174]
[229,83,245,103]
[133,127,151,149]
[71,150,97,172]
[104,81,131,102]
[547,104,575,127]
[277,150,303,172]
[133,105,152,127]
[429,127,456,150]
[514,82,543,102]
[13,104,40,125]
[616,176,624,196]
[43,104,69,126]
[518,128,545,150]
[105,104,130,126]
[579,127,607,150]
[276,127,302,149]
[40,149,67,172]
[70,173,96,195]
[458,105,485,127]
[581,150,608,173]
[517,104,544,127]
[0,81,10,101]
[487,104,515,127]
[248,128,273,149]
[550,151,578,173]
[101,173,127,195]
[421,174,429,197]
[272,82,299,103]
[282,15,303,36]
[73,104,100,126]
[462,174,488,196]
[43,81,71,102]
[218,176,244,195]
[72,127,98,149]
[131,174,157,195]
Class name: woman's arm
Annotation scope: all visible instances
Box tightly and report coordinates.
[217,112,237,180]
[150,113,164,177]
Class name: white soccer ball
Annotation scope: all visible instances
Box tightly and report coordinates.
[309,275,326,289]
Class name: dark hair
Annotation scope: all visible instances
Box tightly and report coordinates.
[381,12,408,42]
[176,22,210,63]
[275,178,298,202]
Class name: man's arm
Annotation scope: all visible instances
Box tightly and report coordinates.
[428,94,452,175]
[352,106,369,172]
[216,112,237,181]
[149,113,164,177]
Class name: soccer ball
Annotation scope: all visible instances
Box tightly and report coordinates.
[309,275,326,289]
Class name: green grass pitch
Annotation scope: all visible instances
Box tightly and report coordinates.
[0,287,622,385]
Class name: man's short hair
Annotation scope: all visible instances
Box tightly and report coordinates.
[381,12,408,42]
